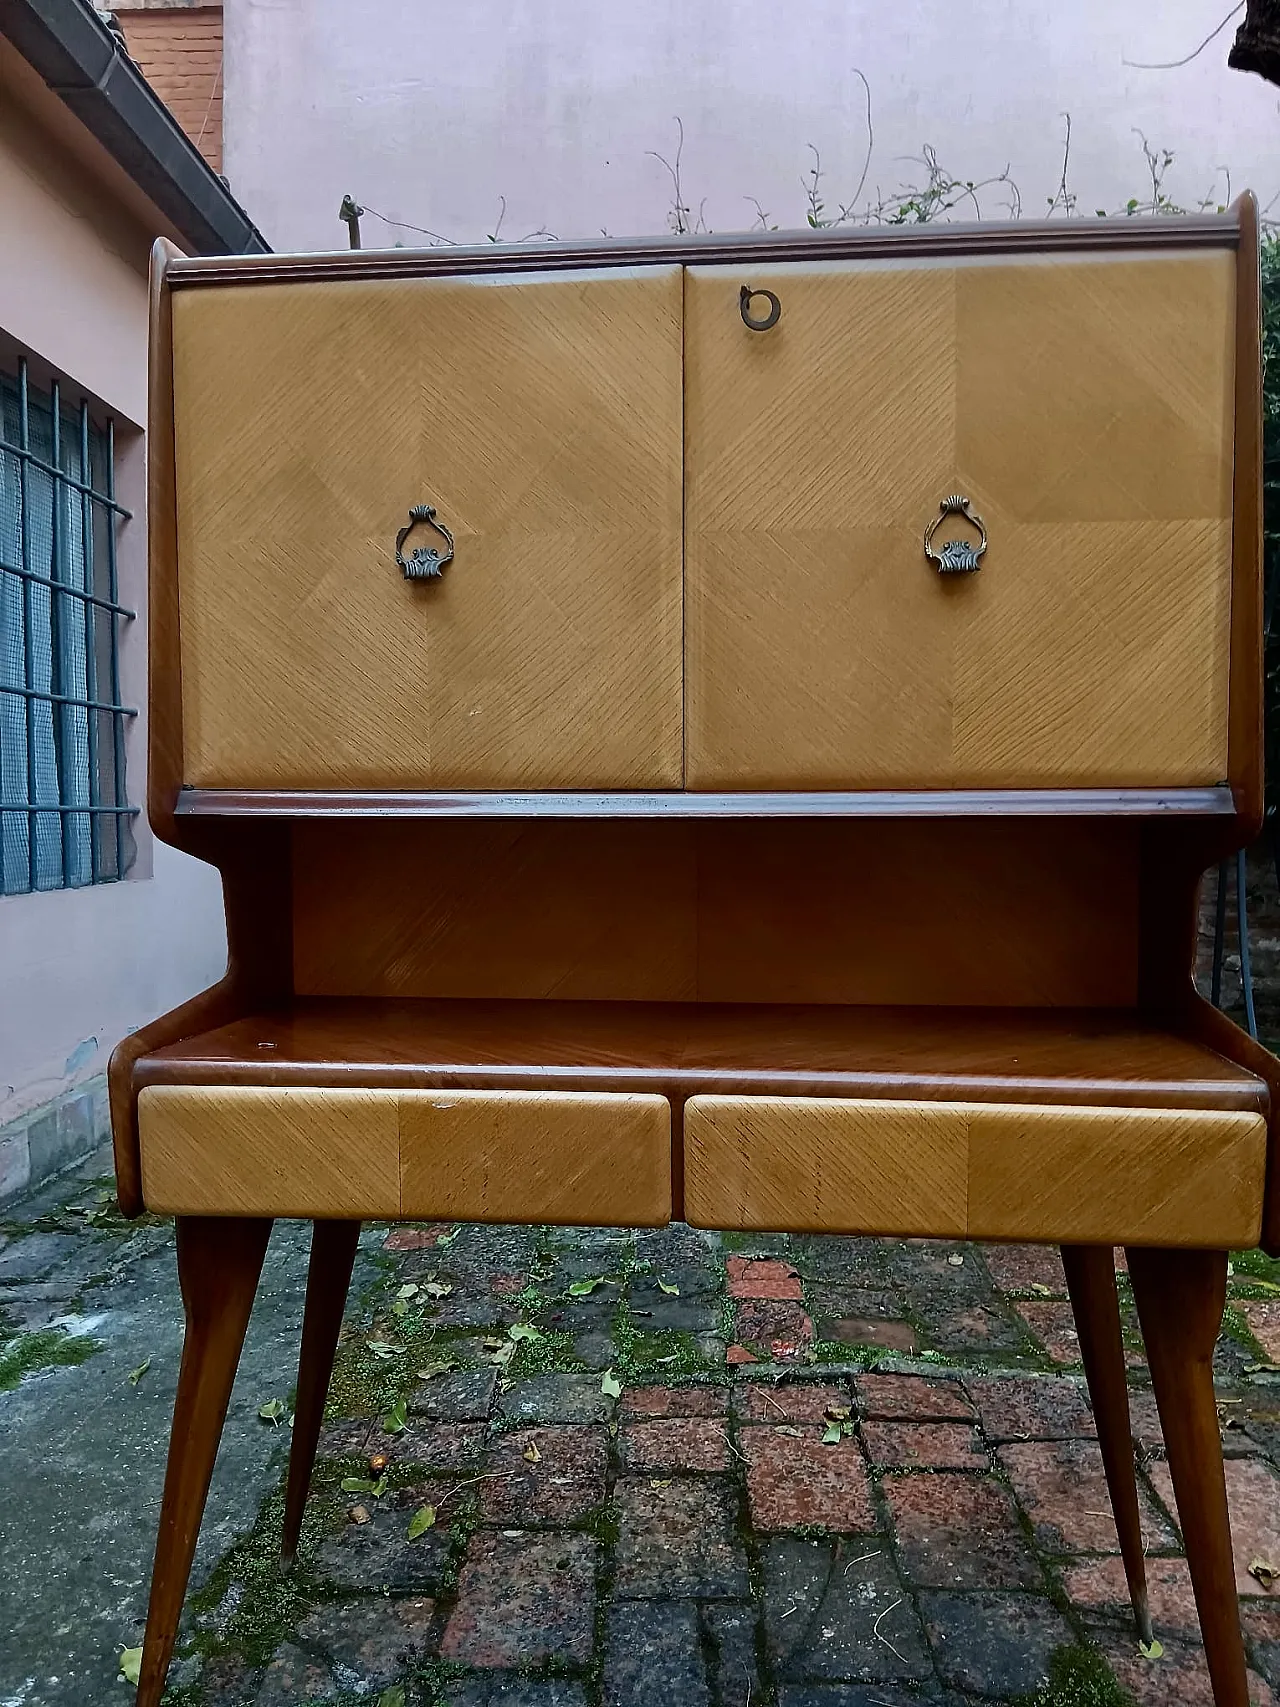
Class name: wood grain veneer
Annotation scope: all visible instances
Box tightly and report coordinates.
[138,1083,671,1224]
[171,267,684,791]
[290,818,1142,1007]
[685,251,1235,789]
[684,1095,1266,1246]
[132,999,1267,1113]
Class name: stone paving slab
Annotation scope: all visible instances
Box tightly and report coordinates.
[9,1151,1280,1702]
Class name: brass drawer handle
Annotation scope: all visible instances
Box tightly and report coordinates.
[924,495,987,574]
[740,285,781,332]
[396,503,455,581]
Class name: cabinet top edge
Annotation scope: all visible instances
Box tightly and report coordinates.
[174,787,1238,820]
[164,210,1245,291]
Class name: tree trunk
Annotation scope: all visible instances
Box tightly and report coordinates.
[1231,0,1280,86]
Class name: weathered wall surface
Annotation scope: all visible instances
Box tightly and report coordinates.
[0,44,227,1198]
[224,0,1280,252]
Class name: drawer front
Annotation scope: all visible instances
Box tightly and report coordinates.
[139,1085,672,1224]
[685,252,1235,789]
[172,267,683,790]
[684,1096,1265,1246]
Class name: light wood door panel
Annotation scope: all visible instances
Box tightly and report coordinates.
[139,1084,672,1223]
[685,1095,1264,1246]
[685,252,1235,788]
[172,268,684,790]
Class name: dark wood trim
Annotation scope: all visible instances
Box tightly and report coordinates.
[162,210,1241,291]
[1228,191,1266,832]
[146,236,185,840]
[173,786,1239,820]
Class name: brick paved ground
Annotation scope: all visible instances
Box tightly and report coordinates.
[10,1157,1280,1703]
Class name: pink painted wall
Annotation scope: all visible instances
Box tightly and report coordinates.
[0,49,227,1158]
[226,0,1280,254]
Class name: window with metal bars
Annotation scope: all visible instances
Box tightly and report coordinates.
[0,356,138,895]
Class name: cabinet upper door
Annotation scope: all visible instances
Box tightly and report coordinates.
[171,267,684,790]
[684,251,1236,790]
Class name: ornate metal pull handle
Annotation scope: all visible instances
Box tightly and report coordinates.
[923,495,987,574]
[740,285,781,332]
[396,503,455,581]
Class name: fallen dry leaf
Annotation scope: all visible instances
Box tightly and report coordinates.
[1249,1556,1279,1590]
[348,1504,371,1525]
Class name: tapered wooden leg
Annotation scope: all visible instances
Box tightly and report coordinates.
[282,1218,362,1561]
[1127,1247,1248,1707]
[1061,1244,1152,1645]
[137,1216,273,1707]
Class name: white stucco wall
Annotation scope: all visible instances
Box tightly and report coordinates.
[0,59,227,1137]
[225,0,1280,254]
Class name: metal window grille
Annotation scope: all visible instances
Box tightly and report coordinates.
[0,357,138,895]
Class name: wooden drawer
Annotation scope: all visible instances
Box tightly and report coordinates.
[171,267,684,790]
[138,1085,672,1224]
[685,251,1235,789]
[683,1095,1265,1246]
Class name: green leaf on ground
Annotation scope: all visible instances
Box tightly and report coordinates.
[396,1283,420,1301]
[258,1399,287,1425]
[127,1358,151,1387]
[382,1397,408,1434]
[657,1279,681,1296]
[568,1277,606,1296]
[600,1368,622,1399]
[366,1341,406,1359]
[821,1421,843,1444]
[119,1647,142,1685]
[508,1322,542,1342]
[341,1475,388,1497]
[407,1504,436,1540]
[1139,1638,1164,1660]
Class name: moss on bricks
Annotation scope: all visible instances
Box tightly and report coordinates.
[1019,1644,1133,1707]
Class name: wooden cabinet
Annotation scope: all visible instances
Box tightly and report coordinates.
[118,210,1275,1705]
[684,252,1236,788]
[171,267,685,790]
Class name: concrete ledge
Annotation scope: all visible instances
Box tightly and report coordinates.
[0,1076,110,1205]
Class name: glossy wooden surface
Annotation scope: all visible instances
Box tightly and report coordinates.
[132,999,1266,1108]
[685,252,1235,790]
[138,1082,671,1223]
[684,1095,1265,1245]
[1128,1249,1251,1706]
[1229,191,1265,833]
[1061,1246,1152,1646]
[282,1219,360,1561]
[136,1217,272,1707]
[290,818,1142,1007]
[172,267,684,791]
